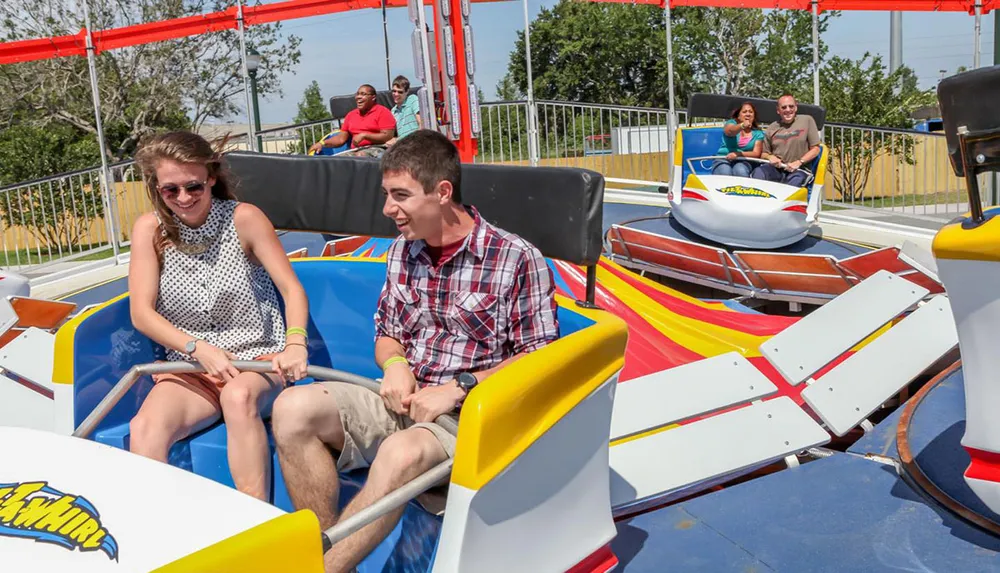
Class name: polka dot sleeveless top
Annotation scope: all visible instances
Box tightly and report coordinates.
[156,198,285,362]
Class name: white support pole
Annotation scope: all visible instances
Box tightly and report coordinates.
[811,0,820,106]
[522,0,539,166]
[236,0,258,152]
[664,0,677,145]
[974,0,982,69]
[81,0,121,259]
[414,1,435,131]
[382,0,391,89]
[889,12,902,73]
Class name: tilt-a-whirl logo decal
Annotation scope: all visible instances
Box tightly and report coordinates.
[717,185,776,199]
[0,481,118,561]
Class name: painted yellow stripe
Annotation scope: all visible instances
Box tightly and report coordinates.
[610,423,680,447]
[151,510,323,573]
[451,296,628,490]
[52,292,129,386]
[932,216,1000,262]
[594,264,769,358]
[54,275,125,302]
[603,259,730,311]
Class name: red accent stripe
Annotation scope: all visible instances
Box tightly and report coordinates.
[964,447,1000,483]
[566,544,618,573]
[599,260,799,336]
[4,370,54,400]
[782,204,808,214]
[681,190,708,201]
[552,262,702,381]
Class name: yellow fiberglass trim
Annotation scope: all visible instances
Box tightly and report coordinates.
[450,299,628,491]
[151,510,323,573]
[673,127,685,166]
[51,292,129,386]
[785,187,809,203]
[813,143,829,187]
[932,215,1000,263]
[684,173,708,191]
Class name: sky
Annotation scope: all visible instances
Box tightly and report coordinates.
[250,2,997,125]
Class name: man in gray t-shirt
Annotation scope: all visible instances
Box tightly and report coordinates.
[752,94,821,187]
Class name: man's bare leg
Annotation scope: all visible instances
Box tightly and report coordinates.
[271,384,347,530]
[324,427,447,573]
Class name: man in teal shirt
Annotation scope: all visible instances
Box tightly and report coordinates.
[388,75,421,145]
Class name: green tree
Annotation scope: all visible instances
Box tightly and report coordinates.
[0,0,301,253]
[295,81,331,123]
[0,0,302,161]
[0,124,105,251]
[498,2,836,109]
[497,2,694,109]
[820,53,936,201]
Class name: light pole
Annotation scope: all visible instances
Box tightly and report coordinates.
[246,48,263,152]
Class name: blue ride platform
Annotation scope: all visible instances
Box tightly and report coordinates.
[613,365,1000,572]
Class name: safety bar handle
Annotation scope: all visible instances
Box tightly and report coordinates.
[72,361,459,439]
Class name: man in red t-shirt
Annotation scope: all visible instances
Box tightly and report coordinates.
[309,84,396,153]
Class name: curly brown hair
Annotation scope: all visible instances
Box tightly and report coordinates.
[134,130,237,262]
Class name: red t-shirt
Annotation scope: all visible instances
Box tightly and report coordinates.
[342,104,396,147]
[426,237,465,268]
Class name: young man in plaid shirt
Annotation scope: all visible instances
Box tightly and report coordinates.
[271,129,559,572]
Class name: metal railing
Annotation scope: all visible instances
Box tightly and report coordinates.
[0,160,146,272]
[1,99,988,275]
[477,100,685,185]
[820,122,994,222]
[256,118,343,155]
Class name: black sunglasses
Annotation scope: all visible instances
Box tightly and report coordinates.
[158,180,208,197]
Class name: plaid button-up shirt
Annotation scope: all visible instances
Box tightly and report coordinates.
[374,206,559,387]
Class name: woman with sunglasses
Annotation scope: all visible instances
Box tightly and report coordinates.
[127,130,309,502]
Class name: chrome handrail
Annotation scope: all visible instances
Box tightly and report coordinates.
[686,155,815,183]
[72,361,459,438]
[73,359,461,556]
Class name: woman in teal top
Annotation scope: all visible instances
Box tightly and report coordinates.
[711,102,764,178]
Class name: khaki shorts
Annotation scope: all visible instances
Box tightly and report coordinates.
[322,382,457,514]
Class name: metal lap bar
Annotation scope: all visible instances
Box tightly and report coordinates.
[75,360,460,556]
[73,361,459,439]
[321,458,454,552]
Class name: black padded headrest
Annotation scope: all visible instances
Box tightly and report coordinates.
[329,87,422,120]
[938,65,1000,177]
[687,93,826,131]
[222,152,605,266]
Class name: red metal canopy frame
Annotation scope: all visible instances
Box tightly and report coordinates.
[0,0,992,163]
[588,0,994,12]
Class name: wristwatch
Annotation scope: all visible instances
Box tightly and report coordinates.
[184,339,199,356]
[456,372,479,394]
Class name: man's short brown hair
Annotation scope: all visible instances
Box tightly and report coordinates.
[381,130,462,203]
[392,75,411,93]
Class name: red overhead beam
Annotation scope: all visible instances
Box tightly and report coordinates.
[589,0,994,12]
[0,0,507,65]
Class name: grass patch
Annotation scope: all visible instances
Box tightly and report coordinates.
[0,243,130,266]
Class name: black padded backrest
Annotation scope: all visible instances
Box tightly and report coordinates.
[222,152,605,266]
[938,65,1000,177]
[329,87,422,120]
[687,93,826,131]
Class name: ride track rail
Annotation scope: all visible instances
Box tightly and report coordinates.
[895,359,1000,538]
